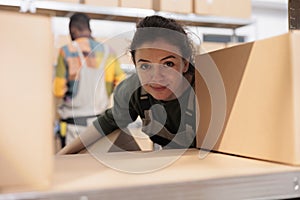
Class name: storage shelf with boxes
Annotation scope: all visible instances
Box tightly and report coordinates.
[1,0,254,57]
[0,0,253,29]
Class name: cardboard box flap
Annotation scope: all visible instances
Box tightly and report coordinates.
[196,31,300,165]
[196,42,253,150]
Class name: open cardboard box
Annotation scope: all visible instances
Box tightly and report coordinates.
[195,31,300,165]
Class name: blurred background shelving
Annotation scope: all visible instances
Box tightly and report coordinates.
[0,0,289,60]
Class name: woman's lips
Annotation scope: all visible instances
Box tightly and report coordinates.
[149,84,167,91]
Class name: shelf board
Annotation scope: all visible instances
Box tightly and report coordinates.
[0,0,254,29]
[1,150,300,199]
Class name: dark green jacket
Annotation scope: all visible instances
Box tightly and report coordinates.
[93,73,195,148]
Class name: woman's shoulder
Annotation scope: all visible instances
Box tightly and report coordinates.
[118,73,139,86]
[114,73,141,97]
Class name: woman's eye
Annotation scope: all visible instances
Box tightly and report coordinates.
[139,63,151,70]
[163,61,175,68]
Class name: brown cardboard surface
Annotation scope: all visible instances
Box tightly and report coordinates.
[194,0,252,19]
[0,11,54,190]
[291,31,300,162]
[51,149,300,191]
[2,149,300,197]
[196,31,300,165]
[119,0,153,9]
[226,42,242,48]
[153,0,193,14]
[48,0,81,3]
[84,0,118,7]
[199,42,226,54]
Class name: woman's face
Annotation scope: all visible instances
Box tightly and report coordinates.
[135,39,189,101]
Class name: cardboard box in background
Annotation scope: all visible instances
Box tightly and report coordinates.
[0,11,54,192]
[119,0,153,9]
[199,42,226,54]
[194,0,252,19]
[196,31,300,165]
[153,0,193,14]
[84,0,118,7]
[47,0,82,3]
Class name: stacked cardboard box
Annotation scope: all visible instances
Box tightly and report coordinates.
[84,0,119,7]
[48,0,82,3]
[153,0,193,14]
[118,0,193,14]
[119,0,153,9]
[194,0,252,19]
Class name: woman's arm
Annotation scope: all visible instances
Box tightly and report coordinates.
[56,124,102,155]
[57,74,141,155]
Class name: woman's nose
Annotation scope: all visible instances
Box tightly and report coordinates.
[150,64,165,81]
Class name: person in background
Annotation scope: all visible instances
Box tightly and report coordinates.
[57,14,196,154]
[53,13,126,146]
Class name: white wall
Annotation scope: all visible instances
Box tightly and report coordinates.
[187,0,289,43]
[240,0,288,41]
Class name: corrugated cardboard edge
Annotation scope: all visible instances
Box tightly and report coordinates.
[291,31,300,164]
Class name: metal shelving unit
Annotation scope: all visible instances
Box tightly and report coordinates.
[0,0,253,29]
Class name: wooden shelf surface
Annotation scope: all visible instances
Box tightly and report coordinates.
[1,149,300,199]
